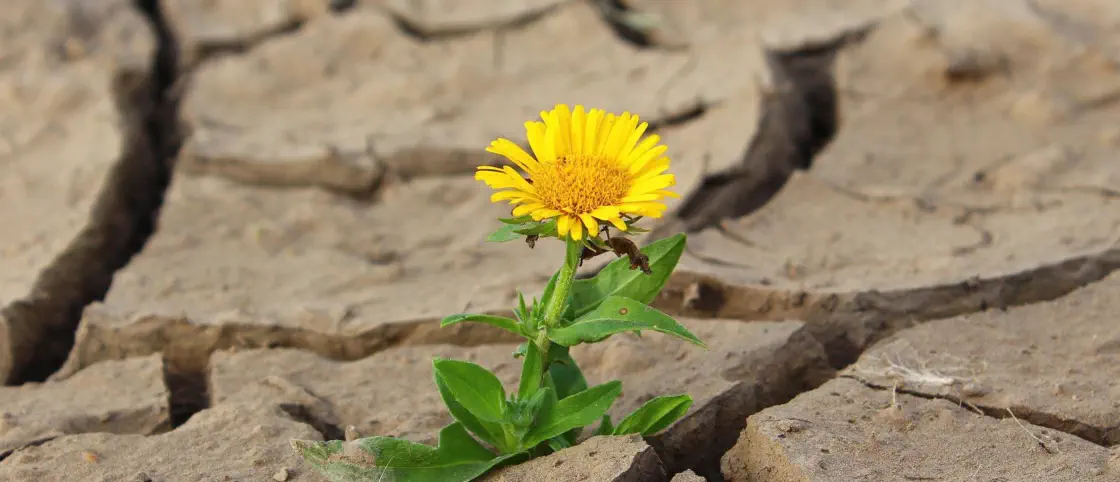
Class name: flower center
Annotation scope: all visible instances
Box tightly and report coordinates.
[533,154,631,215]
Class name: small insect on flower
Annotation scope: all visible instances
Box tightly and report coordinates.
[476,104,679,241]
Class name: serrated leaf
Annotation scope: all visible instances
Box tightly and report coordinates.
[565,234,685,320]
[522,380,622,448]
[433,359,507,423]
[293,423,521,482]
[440,313,522,336]
[612,395,692,436]
[548,295,706,348]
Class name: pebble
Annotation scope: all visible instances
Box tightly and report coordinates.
[273,467,290,481]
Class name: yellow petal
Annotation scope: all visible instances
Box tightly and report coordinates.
[486,139,539,173]
[570,218,584,240]
[500,166,536,193]
[634,157,670,178]
[512,203,545,217]
[589,206,621,219]
[579,213,598,236]
[491,190,536,203]
[553,104,573,158]
[571,105,586,156]
[584,108,604,155]
[619,202,668,218]
[608,216,628,231]
[557,215,571,238]
[596,113,615,155]
[544,109,563,159]
[525,121,554,163]
[630,174,675,194]
[602,112,633,160]
[621,192,662,203]
[628,145,668,174]
[475,170,527,190]
[617,120,649,161]
[531,208,563,221]
[623,135,661,166]
[656,189,681,199]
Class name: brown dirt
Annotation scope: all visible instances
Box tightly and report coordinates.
[482,434,667,482]
[721,378,1113,481]
[1,0,1120,480]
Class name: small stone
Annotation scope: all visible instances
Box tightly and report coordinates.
[272,467,289,481]
[776,419,810,433]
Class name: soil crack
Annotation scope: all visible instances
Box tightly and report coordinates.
[1,0,186,385]
[387,1,569,42]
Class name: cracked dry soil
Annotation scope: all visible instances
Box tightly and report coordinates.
[1,0,1120,481]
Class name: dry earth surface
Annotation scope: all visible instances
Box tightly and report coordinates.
[1,0,1119,481]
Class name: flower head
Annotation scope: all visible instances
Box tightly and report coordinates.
[476,104,678,240]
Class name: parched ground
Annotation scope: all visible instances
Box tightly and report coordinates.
[1,0,1119,481]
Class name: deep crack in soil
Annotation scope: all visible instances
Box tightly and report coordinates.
[576,39,841,282]
[667,43,838,234]
[0,0,185,385]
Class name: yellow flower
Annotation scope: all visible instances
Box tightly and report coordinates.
[476,104,679,241]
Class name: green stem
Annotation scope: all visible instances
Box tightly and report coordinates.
[540,237,583,329]
[528,237,582,410]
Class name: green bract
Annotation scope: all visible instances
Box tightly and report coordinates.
[293,233,705,481]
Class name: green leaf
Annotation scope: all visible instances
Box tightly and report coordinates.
[433,359,507,423]
[515,291,529,323]
[594,415,614,436]
[548,295,706,348]
[546,345,588,445]
[546,435,572,452]
[522,380,622,448]
[612,395,693,436]
[514,219,558,237]
[293,422,520,482]
[487,222,526,242]
[517,342,544,399]
[547,345,588,399]
[440,314,522,336]
[537,271,560,319]
[508,387,552,431]
[566,233,686,319]
[434,371,506,450]
[499,215,534,224]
